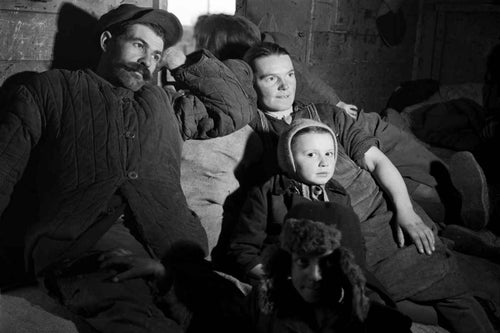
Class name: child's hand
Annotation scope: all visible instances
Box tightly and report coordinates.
[336,101,358,119]
[394,210,436,255]
[99,248,165,282]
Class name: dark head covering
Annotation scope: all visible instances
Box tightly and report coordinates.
[280,216,341,257]
[95,4,182,49]
[284,201,365,265]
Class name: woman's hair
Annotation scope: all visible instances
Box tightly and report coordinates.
[243,42,290,71]
[193,14,261,60]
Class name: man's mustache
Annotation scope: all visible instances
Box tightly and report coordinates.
[121,63,152,81]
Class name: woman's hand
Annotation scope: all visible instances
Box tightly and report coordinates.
[394,210,435,255]
[99,248,165,282]
[336,101,358,119]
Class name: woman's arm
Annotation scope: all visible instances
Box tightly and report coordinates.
[336,101,359,119]
[361,146,436,255]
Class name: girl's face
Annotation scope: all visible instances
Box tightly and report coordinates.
[291,132,336,185]
[291,250,333,303]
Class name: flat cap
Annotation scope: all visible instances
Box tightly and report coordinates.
[95,4,182,48]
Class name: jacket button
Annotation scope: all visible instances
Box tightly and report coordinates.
[125,131,136,139]
[128,171,138,179]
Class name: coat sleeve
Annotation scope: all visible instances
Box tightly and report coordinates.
[170,49,257,140]
[320,104,380,165]
[227,182,270,277]
[360,111,440,189]
[0,83,43,215]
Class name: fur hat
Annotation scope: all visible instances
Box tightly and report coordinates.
[277,118,337,177]
[260,201,370,320]
[280,217,341,256]
[283,201,366,266]
[95,4,182,49]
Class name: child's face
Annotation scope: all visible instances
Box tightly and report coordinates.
[291,132,336,185]
[291,250,333,303]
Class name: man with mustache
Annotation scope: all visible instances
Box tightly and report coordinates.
[0,4,254,333]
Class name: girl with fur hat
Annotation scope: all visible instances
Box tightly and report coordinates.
[246,203,412,333]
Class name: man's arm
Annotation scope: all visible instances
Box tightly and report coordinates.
[163,48,256,140]
[0,83,43,214]
[226,183,270,282]
[99,248,165,282]
[361,146,436,255]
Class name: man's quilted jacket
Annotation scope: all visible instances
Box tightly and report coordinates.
[0,50,255,275]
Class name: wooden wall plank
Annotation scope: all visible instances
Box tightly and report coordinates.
[0,0,153,15]
[0,11,57,61]
[242,0,312,62]
[414,1,500,83]
[0,0,163,84]
[438,10,500,84]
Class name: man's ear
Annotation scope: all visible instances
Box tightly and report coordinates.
[99,31,113,52]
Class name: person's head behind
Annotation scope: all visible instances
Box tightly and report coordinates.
[244,42,296,113]
[194,14,260,60]
[260,202,370,321]
[95,4,182,91]
[277,119,338,185]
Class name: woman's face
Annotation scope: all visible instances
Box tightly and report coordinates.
[253,54,296,113]
[291,250,332,303]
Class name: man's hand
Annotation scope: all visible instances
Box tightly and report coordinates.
[395,210,436,255]
[336,101,358,119]
[246,263,265,285]
[99,248,165,282]
[162,47,186,71]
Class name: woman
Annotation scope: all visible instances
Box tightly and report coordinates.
[182,13,357,262]
[193,13,358,117]
[190,13,490,232]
